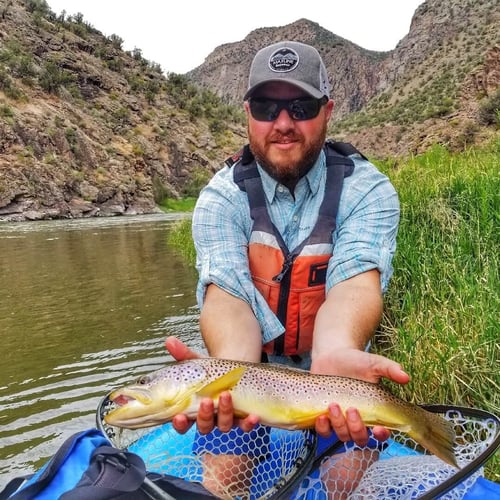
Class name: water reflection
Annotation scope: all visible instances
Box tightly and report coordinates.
[0,214,204,483]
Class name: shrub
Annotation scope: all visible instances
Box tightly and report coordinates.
[39,61,76,94]
[478,89,500,126]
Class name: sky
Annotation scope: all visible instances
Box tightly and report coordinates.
[46,1,425,75]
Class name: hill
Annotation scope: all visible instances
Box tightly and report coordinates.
[0,0,498,221]
[188,0,499,157]
[0,0,244,220]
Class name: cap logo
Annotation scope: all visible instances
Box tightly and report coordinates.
[268,47,299,73]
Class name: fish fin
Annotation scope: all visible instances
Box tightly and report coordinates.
[279,408,324,429]
[366,405,458,468]
[196,367,247,398]
[407,407,459,468]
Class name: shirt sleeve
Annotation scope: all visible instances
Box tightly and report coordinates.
[192,167,285,344]
[326,156,400,293]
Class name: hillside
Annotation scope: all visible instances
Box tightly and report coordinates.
[0,0,245,221]
[188,0,499,157]
[0,0,498,221]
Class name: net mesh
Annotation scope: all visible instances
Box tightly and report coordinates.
[294,407,499,499]
[98,399,499,500]
[99,396,316,499]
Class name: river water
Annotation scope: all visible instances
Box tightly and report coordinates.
[0,214,205,485]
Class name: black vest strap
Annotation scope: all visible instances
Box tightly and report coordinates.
[230,141,358,356]
[232,141,356,255]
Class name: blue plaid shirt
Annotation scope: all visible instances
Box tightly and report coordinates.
[192,148,399,346]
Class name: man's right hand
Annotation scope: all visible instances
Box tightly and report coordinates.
[164,336,260,434]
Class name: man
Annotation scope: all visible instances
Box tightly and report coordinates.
[166,40,409,495]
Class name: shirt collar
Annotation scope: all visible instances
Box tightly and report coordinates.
[256,149,326,203]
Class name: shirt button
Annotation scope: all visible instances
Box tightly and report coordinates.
[277,186,284,193]
[292,216,298,222]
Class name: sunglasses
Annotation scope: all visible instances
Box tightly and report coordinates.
[248,96,328,122]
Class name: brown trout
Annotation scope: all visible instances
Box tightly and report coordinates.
[104,358,457,467]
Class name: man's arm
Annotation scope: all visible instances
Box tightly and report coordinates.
[311,269,410,444]
[166,284,262,434]
[199,284,262,361]
[312,269,383,373]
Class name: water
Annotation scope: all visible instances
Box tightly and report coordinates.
[0,214,205,485]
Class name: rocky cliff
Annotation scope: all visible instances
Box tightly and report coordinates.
[0,0,498,221]
[0,0,244,221]
[189,0,499,156]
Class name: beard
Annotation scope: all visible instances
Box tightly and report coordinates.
[248,121,327,188]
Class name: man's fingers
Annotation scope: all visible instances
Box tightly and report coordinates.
[165,336,203,361]
[238,414,260,433]
[172,414,193,435]
[216,392,234,432]
[326,403,350,442]
[318,404,376,447]
[315,414,333,438]
[197,398,216,434]
[386,362,411,385]
[372,425,391,442]
[345,408,369,447]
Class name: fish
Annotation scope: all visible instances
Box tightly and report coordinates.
[104,358,458,467]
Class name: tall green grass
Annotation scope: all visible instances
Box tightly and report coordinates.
[167,138,499,478]
[375,141,498,412]
[159,197,197,212]
[166,217,196,266]
[376,139,499,480]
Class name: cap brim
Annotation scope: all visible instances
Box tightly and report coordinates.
[244,79,325,101]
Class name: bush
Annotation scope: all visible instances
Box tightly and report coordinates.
[39,61,75,94]
[478,89,500,126]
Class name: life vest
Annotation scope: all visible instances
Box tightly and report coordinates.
[227,141,362,356]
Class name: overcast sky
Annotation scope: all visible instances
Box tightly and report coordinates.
[46,0,425,74]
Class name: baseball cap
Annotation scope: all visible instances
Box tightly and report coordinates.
[244,41,330,101]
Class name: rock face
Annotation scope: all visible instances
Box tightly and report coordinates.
[188,20,388,120]
[0,0,243,221]
[0,0,498,221]
[189,0,499,156]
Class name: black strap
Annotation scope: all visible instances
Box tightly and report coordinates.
[325,139,367,161]
[147,473,218,499]
[60,446,147,499]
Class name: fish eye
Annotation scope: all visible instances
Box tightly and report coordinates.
[137,375,151,385]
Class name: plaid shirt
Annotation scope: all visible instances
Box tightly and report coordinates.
[192,148,399,345]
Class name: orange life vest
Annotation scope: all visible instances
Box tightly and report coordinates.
[229,141,359,356]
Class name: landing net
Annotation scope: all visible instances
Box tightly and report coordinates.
[97,397,499,500]
[98,393,316,499]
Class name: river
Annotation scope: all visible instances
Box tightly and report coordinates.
[0,214,205,485]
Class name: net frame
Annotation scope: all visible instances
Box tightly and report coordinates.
[416,405,499,499]
[301,404,500,500]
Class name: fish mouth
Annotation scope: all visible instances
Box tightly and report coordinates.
[104,389,177,429]
[109,387,153,406]
[110,394,135,406]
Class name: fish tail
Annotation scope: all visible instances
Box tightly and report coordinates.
[407,407,458,468]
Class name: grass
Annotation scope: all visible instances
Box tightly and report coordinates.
[375,139,499,480]
[159,197,197,212]
[167,137,499,480]
[166,217,196,266]
[375,141,498,411]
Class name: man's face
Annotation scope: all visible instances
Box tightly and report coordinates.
[244,82,333,188]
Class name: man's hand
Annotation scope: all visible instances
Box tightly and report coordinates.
[165,336,259,434]
[311,348,410,445]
